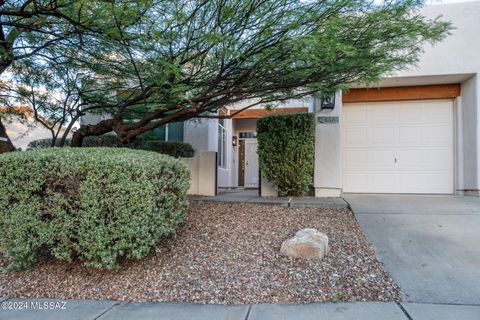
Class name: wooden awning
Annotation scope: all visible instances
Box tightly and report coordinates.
[343,84,461,103]
[231,107,308,119]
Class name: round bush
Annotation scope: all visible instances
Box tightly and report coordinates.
[0,148,190,270]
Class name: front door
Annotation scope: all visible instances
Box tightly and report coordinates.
[244,139,259,188]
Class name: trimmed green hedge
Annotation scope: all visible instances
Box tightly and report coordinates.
[27,138,67,149]
[27,136,195,158]
[0,148,190,270]
[27,135,118,149]
[257,113,315,197]
[138,140,194,158]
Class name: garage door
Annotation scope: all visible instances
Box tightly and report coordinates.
[342,100,454,194]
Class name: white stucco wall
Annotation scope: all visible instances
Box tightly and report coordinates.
[184,119,218,152]
[314,1,480,196]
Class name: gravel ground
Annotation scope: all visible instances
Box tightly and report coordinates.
[0,202,401,304]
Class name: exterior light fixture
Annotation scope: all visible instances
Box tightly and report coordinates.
[320,93,336,110]
[232,136,238,147]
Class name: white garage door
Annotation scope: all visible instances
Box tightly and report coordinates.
[342,100,454,194]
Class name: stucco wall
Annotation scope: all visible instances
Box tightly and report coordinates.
[314,1,480,196]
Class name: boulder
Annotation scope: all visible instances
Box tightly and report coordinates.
[280,228,329,260]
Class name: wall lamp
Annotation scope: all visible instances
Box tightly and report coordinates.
[320,93,336,110]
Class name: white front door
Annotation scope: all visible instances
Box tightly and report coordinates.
[244,139,259,188]
[342,100,454,194]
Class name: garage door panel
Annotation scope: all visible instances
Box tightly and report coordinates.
[344,150,369,169]
[397,125,453,146]
[343,173,370,192]
[396,100,453,123]
[344,127,368,146]
[397,148,453,169]
[342,100,454,194]
[397,126,421,144]
[422,125,454,145]
[370,126,396,145]
[344,105,367,124]
[371,150,397,168]
[369,105,396,123]
[398,172,454,194]
[370,174,397,193]
[422,100,453,122]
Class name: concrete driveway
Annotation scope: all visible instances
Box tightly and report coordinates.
[343,194,480,305]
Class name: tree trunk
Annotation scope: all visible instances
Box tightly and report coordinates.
[70,119,117,147]
[71,130,85,147]
[0,117,15,153]
[59,115,79,147]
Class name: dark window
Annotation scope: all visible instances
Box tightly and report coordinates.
[167,122,184,141]
[148,122,184,141]
[239,131,257,139]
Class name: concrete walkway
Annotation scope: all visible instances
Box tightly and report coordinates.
[343,194,480,305]
[194,189,348,208]
[2,299,480,320]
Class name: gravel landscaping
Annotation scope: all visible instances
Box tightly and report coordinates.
[0,202,401,304]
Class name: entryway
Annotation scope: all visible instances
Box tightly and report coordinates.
[238,135,259,188]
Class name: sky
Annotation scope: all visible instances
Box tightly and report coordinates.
[431,0,479,3]
[374,0,480,3]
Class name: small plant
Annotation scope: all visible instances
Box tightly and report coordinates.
[257,112,315,197]
[334,292,345,302]
[0,148,190,270]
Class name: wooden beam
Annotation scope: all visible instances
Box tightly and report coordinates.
[342,84,461,103]
[232,107,308,119]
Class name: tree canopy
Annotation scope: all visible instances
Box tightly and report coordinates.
[1,0,450,149]
[0,0,151,151]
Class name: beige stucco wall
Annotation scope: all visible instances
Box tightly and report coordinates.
[183,151,217,196]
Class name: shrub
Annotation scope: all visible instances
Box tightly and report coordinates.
[0,148,190,270]
[27,136,194,158]
[82,135,119,147]
[138,140,194,158]
[27,135,118,149]
[257,112,315,197]
[27,138,68,149]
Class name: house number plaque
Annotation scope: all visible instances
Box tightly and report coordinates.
[317,116,339,124]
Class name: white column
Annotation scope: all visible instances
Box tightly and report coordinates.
[461,75,480,196]
[314,91,343,197]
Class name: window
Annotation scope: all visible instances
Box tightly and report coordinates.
[239,131,257,139]
[149,122,184,141]
[166,122,184,141]
[218,120,227,168]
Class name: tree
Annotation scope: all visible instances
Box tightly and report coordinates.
[64,0,449,146]
[0,0,149,152]
[2,56,103,147]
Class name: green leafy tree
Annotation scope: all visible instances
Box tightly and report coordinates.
[67,0,450,146]
[0,0,150,152]
[1,0,450,149]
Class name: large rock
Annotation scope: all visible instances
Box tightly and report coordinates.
[280,228,329,260]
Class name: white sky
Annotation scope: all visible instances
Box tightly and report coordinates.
[375,0,480,3]
[431,0,479,3]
